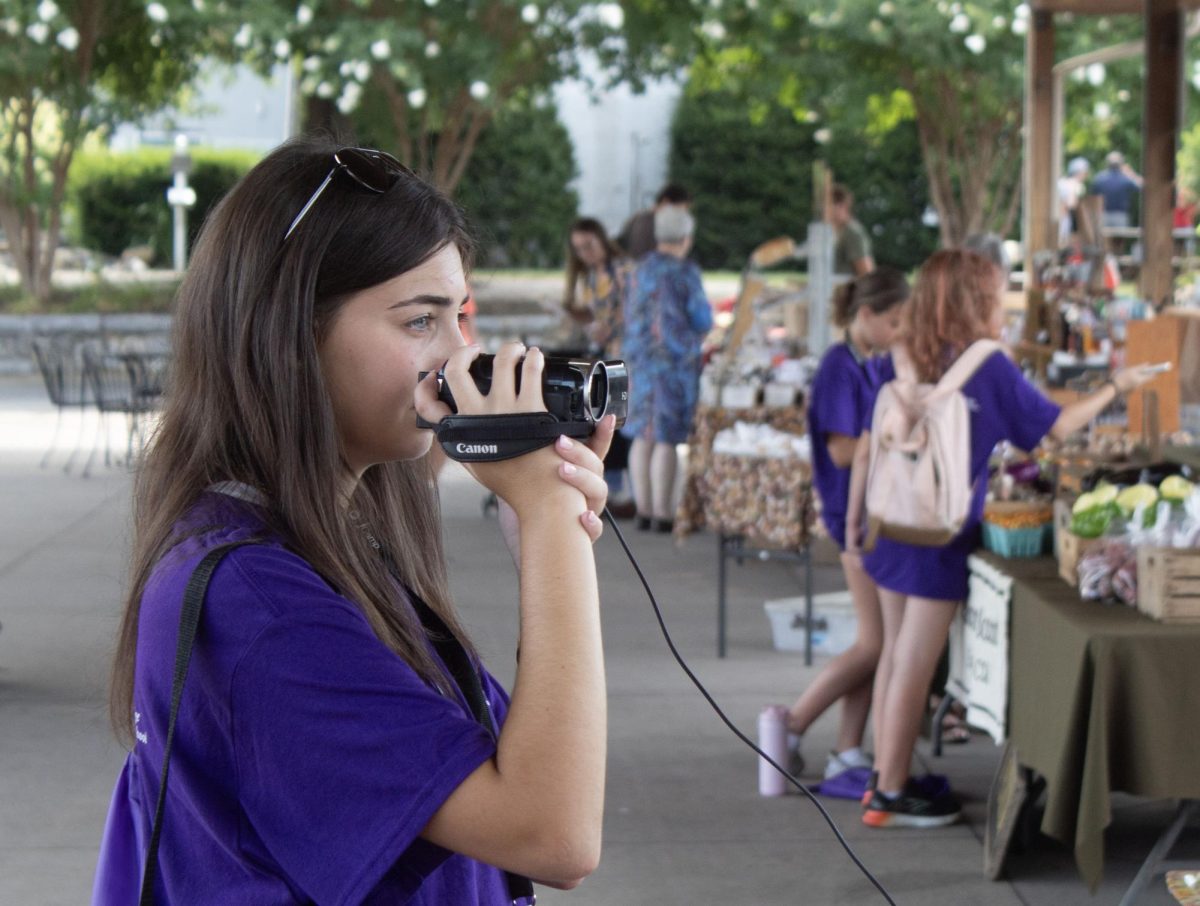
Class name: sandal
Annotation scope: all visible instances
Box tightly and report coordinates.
[927,694,972,745]
[941,722,972,745]
[940,708,972,745]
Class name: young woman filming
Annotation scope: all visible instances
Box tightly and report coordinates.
[780,268,907,796]
[93,137,614,903]
[846,249,1160,828]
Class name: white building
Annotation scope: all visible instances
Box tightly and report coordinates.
[554,71,681,235]
[111,63,296,152]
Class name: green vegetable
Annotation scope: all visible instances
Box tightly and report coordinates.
[1070,502,1118,539]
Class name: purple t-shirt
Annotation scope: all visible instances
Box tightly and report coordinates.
[863,351,1060,601]
[103,492,523,905]
[808,343,891,549]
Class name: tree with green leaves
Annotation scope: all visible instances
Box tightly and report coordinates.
[232,0,695,195]
[0,0,238,302]
[690,0,1165,248]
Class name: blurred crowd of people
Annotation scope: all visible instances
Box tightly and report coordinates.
[559,178,1160,831]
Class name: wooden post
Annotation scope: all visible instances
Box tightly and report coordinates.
[1021,8,1056,380]
[1141,0,1183,308]
[1024,10,1056,286]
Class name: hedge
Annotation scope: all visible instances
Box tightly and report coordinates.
[454,100,579,268]
[669,91,938,272]
[69,148,260,266]
[352,89,579,268]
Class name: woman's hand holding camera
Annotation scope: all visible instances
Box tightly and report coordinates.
[415,341,612,544]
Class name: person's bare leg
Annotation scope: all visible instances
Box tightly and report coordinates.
[649,441,677,522]
[872,595,959,794]
[627,436,652,517]
[870,586,907,761]
[786,553,883,748]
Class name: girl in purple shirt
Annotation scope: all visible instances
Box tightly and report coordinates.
[781,269,907,794]
[846,249,1161,829]
[93,139,615,904]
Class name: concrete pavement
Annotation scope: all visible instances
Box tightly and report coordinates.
[1,372,1193,904]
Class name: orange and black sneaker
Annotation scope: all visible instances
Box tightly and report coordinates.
[860,770,878,807]
[862,781,961,829]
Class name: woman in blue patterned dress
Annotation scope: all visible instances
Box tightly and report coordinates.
[621,205,713,532]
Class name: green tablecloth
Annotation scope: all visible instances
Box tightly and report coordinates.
[997,554,1200,890]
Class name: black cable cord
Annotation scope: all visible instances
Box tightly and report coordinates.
[602,508,898,906]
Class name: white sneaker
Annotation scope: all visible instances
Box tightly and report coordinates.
[824,748,873,780]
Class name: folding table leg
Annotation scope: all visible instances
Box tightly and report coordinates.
[717,533,728,658]
[1116,799,1198,906]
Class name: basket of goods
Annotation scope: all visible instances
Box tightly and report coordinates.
[1065,472,1200,611]
[983,455,1054,558]
[983,501,1054,558]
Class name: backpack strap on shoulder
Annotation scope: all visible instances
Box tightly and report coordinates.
[931,339,1006,397]
[890,342,918,383]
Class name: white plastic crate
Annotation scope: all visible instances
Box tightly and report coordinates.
[764,591,856,655]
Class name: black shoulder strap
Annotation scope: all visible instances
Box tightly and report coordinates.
[408,592,537,905]
[410,593,493,731]
[140,539,258,906]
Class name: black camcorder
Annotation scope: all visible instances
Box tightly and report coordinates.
[417,354,629,462]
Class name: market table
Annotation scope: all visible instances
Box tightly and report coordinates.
[674,404,816,660]
[978,553,1200,893]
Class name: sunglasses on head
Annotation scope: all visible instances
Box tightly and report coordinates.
[284,147,414,240]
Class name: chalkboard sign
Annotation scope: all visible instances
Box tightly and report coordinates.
[984,740,1029,880]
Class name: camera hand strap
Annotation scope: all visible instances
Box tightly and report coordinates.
[431,412,593,462]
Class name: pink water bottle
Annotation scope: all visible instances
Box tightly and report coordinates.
[757,705,789,796]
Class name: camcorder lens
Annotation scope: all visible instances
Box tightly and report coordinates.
[587,360,629,425]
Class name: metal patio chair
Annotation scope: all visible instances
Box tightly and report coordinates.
[81,345,163,476]
[30,337,94,473]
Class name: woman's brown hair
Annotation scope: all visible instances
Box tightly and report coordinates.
[562,217,623,319]
[110,136,477,745]
[831,266,909,328]
[904,249,1001,383]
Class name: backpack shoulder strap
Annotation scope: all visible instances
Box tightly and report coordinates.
[932,339,1006,397]
[889,342,918,383]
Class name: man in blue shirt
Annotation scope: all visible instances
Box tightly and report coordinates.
[1092,151,1143,229]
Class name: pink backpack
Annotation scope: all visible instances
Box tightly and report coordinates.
[863,339,1004,550]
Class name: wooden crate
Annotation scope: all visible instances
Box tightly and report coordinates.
[1054,498,1104,587]
[1137,547,1200,622]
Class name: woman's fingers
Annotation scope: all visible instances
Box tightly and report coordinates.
[583,414,616,463]
[555,433,604,478]
[580,509,604,543]
[414,370,454,424]
[442,344,485,411]
[514,346,546,412]
[487,341,527,408]
[556,434,609,520]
